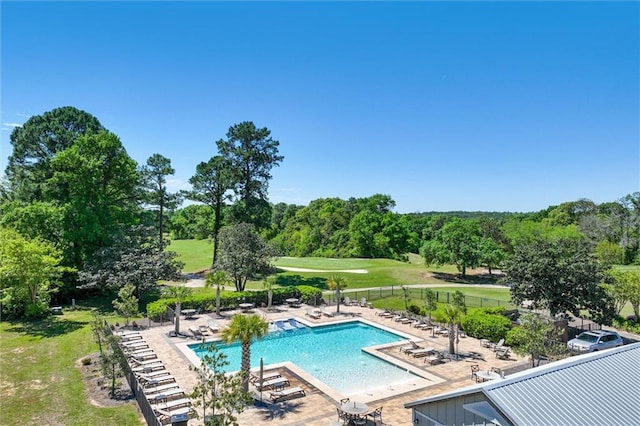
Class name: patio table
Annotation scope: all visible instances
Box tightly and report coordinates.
[239,303,254,312]
[476,370,501,382]
[182,309,196,319]
[340,400,369,416]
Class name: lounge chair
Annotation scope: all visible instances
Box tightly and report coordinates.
[269,386,306,402]
[376,310,394,318]
[306,308,321,319]
[146,387,186,403]
[275,320,296,331]
[207,319,220,333]
[255,377,290,391]
[424,352,445,365]
[137,369,171,380]
[250,371,281,384]
[399,341,421,353]
[154,406,191,425]
[122,341,149,350]
[151,397,191,412]
[131,362,165,373]
[407,347,436,358]
[188,326,206,338]
[139,374,176,388]
[287,318,303,328]
[129,351,158,362]
[130,358,162,367]
[144,383,180,395]
[321,306,336,317]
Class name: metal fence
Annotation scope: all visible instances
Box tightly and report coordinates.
[323,287,517,310]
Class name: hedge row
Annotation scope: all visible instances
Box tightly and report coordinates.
[461,307,513,342]
[146,285,323,320]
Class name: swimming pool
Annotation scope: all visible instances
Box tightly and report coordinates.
[190,320,417,395]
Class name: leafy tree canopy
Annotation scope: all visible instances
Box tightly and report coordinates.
[215,223,276,291]
[5,106,104,202]
[504,237,616,324]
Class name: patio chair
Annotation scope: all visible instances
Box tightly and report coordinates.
[359,297,367,307]
[344,296,353,306]
[470,364,480,382]
[491,339,505,351]
[367,406,383,424]
[249,371,281,384]
[255,377,291,391]
[496,347,511,360]
[336,408,350,425]
[491,366,502,374]
[269,386,306,402]
[154,406,191,425]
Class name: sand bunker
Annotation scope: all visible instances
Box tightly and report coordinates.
[277,266,368,274]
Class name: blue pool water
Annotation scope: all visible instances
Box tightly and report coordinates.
[190,321,417,395]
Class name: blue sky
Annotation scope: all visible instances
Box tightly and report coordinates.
[1,1,638,213]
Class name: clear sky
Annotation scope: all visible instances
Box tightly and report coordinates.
[1,1,638,213]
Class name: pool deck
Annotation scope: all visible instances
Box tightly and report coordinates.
[135,304,530,425]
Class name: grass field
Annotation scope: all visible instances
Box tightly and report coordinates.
[0,309,142,425]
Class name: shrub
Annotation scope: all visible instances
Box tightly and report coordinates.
[461,308,512,341]
[407,304,422,315]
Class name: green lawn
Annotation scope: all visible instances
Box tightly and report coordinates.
[0,309,142,425]
[167,238,214,273]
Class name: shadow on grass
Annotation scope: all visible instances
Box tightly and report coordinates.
[6,316,88,338]
[276,274,327,289]
[429,272,503,285]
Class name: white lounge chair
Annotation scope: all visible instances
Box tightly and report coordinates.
[270,386,306,402]
[144,383,180,395]
[275,320,295,331]
[207,319,220,333]
[151,397,191,411]
[407,347,436,358]
[250,371,281,384]
[306,308,321,319]
[399,341,421,353]
[321,306,336,317]
[255,377,290,391]
[146,387,185,403]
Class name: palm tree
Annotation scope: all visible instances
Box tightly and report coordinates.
[327,275,348,314]
[206,270,229,318]
[264,275,277,311]
[441,304,463,356]
[221,314,269,392]
[163,284,193,336]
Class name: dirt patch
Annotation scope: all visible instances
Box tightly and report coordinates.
[76,353,137,408]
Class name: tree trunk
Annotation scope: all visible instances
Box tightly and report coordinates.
[448,323,455,354]
[241,341,251,392]
[336,289,341,313]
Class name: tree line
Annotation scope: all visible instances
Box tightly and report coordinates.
[1,105,638,325]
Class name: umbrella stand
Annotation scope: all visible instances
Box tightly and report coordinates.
[259,357,264,404]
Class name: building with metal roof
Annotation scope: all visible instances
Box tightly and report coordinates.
[405,342,640,426]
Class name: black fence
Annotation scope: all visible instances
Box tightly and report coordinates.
[323,287,517,310]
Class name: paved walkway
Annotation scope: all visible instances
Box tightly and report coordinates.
[133,304,530,425]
